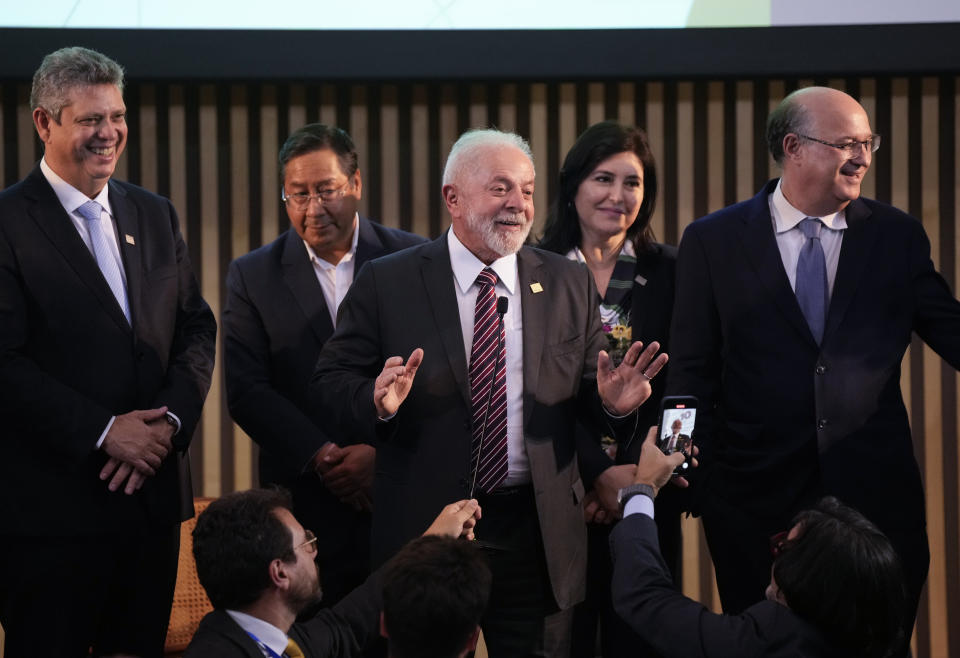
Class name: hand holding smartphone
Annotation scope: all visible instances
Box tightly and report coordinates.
[657,395,697,476]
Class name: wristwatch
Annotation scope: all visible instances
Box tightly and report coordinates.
[617,483,655,513]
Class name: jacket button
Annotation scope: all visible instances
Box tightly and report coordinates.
[817,418,828,430]
[815,365,826,375]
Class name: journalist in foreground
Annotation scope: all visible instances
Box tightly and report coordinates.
[611,428,907,658]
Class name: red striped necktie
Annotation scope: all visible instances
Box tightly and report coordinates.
[470,268,508,493]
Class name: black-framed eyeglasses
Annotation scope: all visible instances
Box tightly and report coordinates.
[795,133,881,155]
[281,181,349,209]
[769,530,790,558]
[296,529,318,555]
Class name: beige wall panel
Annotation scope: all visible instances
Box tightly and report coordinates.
[18,86,35,178]
[469,83,487,129]
[617,82,634,126]
[645,82,665,241]
[858,78,877,200]
[199,85,222,496]
[587,82,605,125]
[138,85,158,193]
[676,83,695,230]
[558,83,578,174]
[410,85,432,238]
[288,85,306,134]
[498,83,517,133]
[735,81,754,200]
[706,81,724,218]
[350,86,369,218]
[319,85,337,125]
[260,85,281,244]
[529,84,549,236]
[168,86,187,244]
[379,85,400,228]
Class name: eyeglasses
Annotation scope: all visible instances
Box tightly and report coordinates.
[795,133,881,155]
[281,181,349,209]
[769,530,790,558]
[296,529,318,555]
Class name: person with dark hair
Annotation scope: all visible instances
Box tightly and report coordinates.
[380,535,492,658]
[312,128,668,657]
[223,123,426,607]
[540,120,678,657]
[0,46,217,656]
[186,490,482,657]
[666,86,960,657]
[611,428,907,658]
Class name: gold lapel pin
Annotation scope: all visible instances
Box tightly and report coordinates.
[530,282,543,293]
[125,234,136,245]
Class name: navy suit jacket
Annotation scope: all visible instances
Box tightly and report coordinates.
[0,166,216,534]
[666,179,960,536]
[312,235,617,609]
[610,513,843,658]
[184,571,381,658]
[223,218,425,597]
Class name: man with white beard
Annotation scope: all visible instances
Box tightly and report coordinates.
[312,129,667,657]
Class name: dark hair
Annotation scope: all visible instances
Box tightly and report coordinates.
[773,496,907,658]
[540,121,658,254]
[30,46,125,122]
[382,535,492,658]
[278,123,359,182]
[766,90,810,164]
[192,488,296,610]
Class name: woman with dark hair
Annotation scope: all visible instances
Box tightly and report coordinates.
[541,121,680,657]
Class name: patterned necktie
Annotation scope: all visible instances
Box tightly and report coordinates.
[284,637,305,658]
[469,268,508,494]
[76,199,131,324]
[795,217,828,344]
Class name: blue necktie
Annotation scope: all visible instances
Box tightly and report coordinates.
[795,217,828,344]
[76,200,131,324]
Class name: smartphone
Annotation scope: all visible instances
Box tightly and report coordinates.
[657,396,697,476]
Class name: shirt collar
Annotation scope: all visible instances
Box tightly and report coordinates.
[447,228,517,295]
[303,212,359,269]
[40,157,113,218]
[565,238,637,264]
[771,179,847,233]
[225,610,289,657]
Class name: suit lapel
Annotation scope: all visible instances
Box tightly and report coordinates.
[420,235,470,407]
[823,198,876,342]
[24,169,131,332]
[280,228,335,342]
[354,216,386,270]
[737,181,818,347]
[109,180,141,333]
[518,247,546,427]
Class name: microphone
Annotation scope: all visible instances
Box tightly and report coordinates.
[469,296,509,498]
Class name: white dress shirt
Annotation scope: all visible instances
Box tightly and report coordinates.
[225,610,289,657]
[304,212,360,327]
[447,229,529,485]
[769,180,846,297]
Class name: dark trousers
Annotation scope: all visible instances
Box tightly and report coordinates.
[0,523,179,658]
[475,485,558,658]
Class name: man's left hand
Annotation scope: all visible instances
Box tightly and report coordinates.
[322,444,376,499]
[597,341,669,416]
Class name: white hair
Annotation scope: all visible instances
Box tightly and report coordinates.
[442,129,534,186]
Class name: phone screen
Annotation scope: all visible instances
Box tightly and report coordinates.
[657,396,697,474]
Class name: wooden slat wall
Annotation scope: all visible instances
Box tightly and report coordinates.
[1,77,957,656]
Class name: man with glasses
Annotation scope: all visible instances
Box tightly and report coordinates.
[223,124,425,607]
[186,489,481,657]
[609,428,906,658]
[666,86,960,655]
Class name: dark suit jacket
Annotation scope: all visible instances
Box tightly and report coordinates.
[666,178,960,536]
[223,219,425,600]
[184,571,381,658]
[312,235,614,609]
[610,513,844,658]
[0,166,217,535]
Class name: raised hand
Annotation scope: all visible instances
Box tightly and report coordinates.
[597,341,668,416]
[374,348,424,418]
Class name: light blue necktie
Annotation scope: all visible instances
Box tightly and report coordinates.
[795,217,828,344]
[76,199,131,324]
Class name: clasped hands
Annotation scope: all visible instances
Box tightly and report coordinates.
[313,442,375,512]
[99,406,176,495]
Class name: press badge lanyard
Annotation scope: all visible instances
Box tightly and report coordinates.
[245,630,285,658]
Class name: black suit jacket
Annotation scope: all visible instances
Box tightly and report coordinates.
[184,572,381,658]
[610,513,843,658]
[666,179,960,534]
[0,166,217,534]
[223,218,424,600]
[312,235,615,609]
